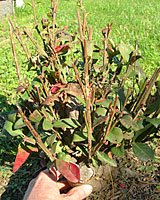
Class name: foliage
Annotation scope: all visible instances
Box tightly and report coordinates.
[2,0,160,185]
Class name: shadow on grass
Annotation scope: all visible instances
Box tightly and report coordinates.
[0,95,41,200]
[1,155,40,200]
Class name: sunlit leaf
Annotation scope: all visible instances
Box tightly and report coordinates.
[8,111,17,123]
[3,121,23,136]
[46,134,57,147]
[14,118,26,129]
[119,41,133,62]
[53,118,80,129]
[51,141,63,154]
[107,127,123,144]
[29,110,43,123]
[95,107,107,116]
[96,151,117,167]
[43,119,54,130]
[57,152,72,162]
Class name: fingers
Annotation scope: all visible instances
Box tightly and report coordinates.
[61,184,93,200]
[57,181,71,191]
[43,169,70,190]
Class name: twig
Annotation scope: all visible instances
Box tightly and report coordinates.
[9,18,30,61]
[72,61,86,99]
[93,96,119,154]
[32,0,38,27]
[23,27,48,58]
[17,104,55,162]
[9,22,21,81]
[77,9,83,39]
[110,88,130,132]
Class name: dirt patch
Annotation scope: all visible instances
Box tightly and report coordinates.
[87,148,160,200]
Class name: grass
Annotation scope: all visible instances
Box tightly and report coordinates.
[0,0,160,105]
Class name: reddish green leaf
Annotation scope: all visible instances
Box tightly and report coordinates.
[13,144,38,173]
[55,45,70,54]
[107,127,123,144]
[29,110,43,123]
[56,159,80,183]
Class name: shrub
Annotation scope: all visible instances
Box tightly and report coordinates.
[2,0,160,191]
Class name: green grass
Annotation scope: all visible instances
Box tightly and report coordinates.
[0,0,159,105]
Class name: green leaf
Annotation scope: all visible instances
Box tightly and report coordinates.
[31,78,42,87]
[95,107,107,116]
[95,100,110,107]
[72,131,95,142]
[29,110,43,123]
[133,142,155,162]
[76,145,88,157]
[93,116,108,129]
[8,111,17,123]
[57,152,72,162]
[51,141,63,154]
[140,116,160,128]
[76,96,85,106]
[3,121,23,137]
[134,123,155,142]
[72,131,87,142]
[21,91,29,100]
[92,157,99,168]
[107,127,123,144]
[46,134,57,147]
[119,41,133,62]
[111,142,124,158]
[43,119,54,130]
[118,87,126,111]
[14,118,26,129]
[120,115,140,131]
[53,118,80,129]
[96,151,117,167]
[123,131,134,140]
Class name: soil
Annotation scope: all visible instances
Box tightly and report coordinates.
[87,147,160,200]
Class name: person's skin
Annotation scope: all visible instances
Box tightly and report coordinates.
[23,168,93,200]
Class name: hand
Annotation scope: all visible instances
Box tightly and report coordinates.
[23,168,93,200]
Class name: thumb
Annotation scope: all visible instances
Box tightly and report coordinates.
[62,184,93,200]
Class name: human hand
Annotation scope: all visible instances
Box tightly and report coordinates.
[23,168,93,200]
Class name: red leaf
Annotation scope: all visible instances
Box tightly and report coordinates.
[55,45,70,54]
[120,183,124,189]
[13,144,38,173]
[69,162,80,181]
[51,83,66,95]
[51,86,59,94]
[56,159,80,183]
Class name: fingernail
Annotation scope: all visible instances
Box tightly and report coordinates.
[81,184,93,195]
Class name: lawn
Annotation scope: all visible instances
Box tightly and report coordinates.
[0,0,160,104]
[0,0,160,199]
